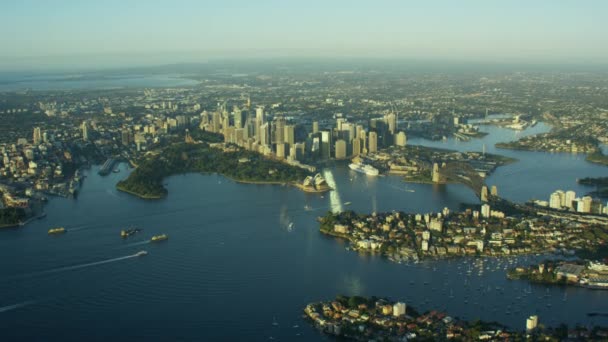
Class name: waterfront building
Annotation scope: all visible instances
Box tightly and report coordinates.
[432,163,440,183]
[526,315,538,332]
[276,143,286,159]
[352,138,361,157]
[565,190,576,209]
[393,302,406,317]
[490,185,498,197]
[549,191,563,209]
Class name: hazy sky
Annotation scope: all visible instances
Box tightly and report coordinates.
[0,0,606,70]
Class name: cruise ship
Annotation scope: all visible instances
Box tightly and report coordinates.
[349,163,379,176]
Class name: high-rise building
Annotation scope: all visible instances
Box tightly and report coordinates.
[321,131,332,159]
[273,116,286,144]
[480,185,488,202]
[121,129,131,146]
[393,302,406,317]
[432,163,440,183]
[82,121,89,141]
[490,185,498,197]
[276,143,286,159]
[335,139,347,159]
[395,131,407,147]
[368,131,378,153]
[352,138,361,157]
[33,127,42,145]
[212,112,222,133]
[565,190,576,209]
[284,125,295,146]
[526,315,538,332]
[385,113,397,134]
[312,121,319,134]
[233,106,245,128]
[256,107,265,124]
[481,204,491,218]
[582,196,593,213]
[549,191,562,209]
[260,123,270,146]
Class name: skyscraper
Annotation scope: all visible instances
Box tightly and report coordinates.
[312,121,319,134]
[395,131,407,147]
[321,131,331,159]
[335,139,347,159]
[284,125,295,146]
[82,121,89,141]
[368,131,378,153]
[33,127,42,145]
[273,116,286,144]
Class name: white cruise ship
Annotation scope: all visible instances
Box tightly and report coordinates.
[349,163,379,176]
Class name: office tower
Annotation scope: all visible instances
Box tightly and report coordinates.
[395,131,407,147]
[356,125,365,140]
[490,185,498,197]
[312,121,319,134]
[368,131,378,153]
[260,123,270,146]
[335,139,347,159]
[385,112,397,134]
[82,121,89,141]
[256,106,265,124]
[480,185,488,202]
[233,106,245,128]
[33,127,42,145]
[273,116,286,144]
[284,125,295,146]
[212,112,221,133]
[336,118,346,131]
[352,138,361,157]
[321,131,332,159]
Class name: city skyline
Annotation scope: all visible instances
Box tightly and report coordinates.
[1,0,607,70]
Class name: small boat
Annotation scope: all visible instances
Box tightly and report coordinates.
[151,234,168,242]
[272,317,279,326]
[48,227,66,234]
[304,205,312,211]
[135,250,148,257]
[121,227,142,238]
[344,201,352,206]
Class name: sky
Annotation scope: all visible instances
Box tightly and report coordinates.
[0,0,606,70]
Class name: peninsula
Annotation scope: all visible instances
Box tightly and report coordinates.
[117,141,311,199]
[304,295,608,340]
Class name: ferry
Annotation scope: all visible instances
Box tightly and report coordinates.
[135,250,148,257]
[348,162,379,176]
[121,227,142,238]
[151,234,168,242]
[48,227,66,234]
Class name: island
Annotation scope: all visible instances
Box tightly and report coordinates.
[578,177,608,199]
[304,295,608,340]
[116,141,313,199]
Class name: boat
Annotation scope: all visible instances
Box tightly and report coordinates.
[135,250,148,257]
[304,205,312,211]
[48,227,66,234]
[348,162,379,176]
[344,202,352,206]
[121,227,142,238]
[151,234,168,242]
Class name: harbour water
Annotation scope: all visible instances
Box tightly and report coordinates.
[1,123,608,341]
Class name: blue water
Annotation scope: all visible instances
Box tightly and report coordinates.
[1,123,608,341]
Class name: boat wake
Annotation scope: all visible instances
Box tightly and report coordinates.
[12,254,141,279]
[119,240,151,248]
[0,300,35,313]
